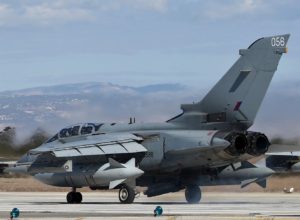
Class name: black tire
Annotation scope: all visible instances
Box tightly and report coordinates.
[185,185,201,204]
[118,185,135,204]
[67,192,82,204]
[75,192,82,203]
[66,192,75,204]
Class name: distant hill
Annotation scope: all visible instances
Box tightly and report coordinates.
[0,82,186,96]
[0,82,190,134]
[0,81,299,140]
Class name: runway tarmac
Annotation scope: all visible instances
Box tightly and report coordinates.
[0,191,300,219]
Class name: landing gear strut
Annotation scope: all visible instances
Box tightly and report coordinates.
[67,187,82,204]
[118,184,135,204]
[185,185,201,204]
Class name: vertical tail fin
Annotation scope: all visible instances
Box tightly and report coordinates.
[170,34,290,128]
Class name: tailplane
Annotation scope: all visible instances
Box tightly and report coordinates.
[169,34,290,128]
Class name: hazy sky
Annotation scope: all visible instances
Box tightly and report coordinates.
[0,0,299,91]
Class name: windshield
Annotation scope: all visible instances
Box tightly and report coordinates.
[60,125,80,138]
[45,123,104,143]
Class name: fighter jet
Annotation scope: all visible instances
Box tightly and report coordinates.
[6,34,289,204]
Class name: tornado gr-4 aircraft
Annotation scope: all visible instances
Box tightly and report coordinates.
[7,34,289,204]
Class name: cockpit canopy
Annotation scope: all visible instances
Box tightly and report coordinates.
[46,123,103,143]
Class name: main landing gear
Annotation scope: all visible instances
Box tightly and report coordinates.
[185,185,201,204]
[118,184,135,204]
[67,187,82,204]
[66,185,136,204]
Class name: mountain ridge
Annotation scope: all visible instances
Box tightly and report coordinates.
[0,82,186,97]
[0,81,299,139]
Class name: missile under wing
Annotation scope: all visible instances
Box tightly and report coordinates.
[8,34,289,204]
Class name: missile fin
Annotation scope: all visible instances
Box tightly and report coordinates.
[109,179,126,189]
[125,158,136,167]
[241,178,267,188]
[108,158,125,169]
[238,161,256,170]
[256,179,267,188]
[241,178,257,188]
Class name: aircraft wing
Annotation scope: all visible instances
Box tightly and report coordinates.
[165,145,227,156]
[264,144,300,172]
[31,133,147,158]
[7,133,147,174]
[266,144,300,156]
[163,130,230,155]
[158,130,230,171]
[266,151,300,156]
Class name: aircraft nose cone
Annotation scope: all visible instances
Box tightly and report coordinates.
[122,165,144,178]
[133,167,144,177]
[263,167,275,176]
[254,166,275,178]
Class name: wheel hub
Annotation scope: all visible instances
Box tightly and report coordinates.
[120,188,128,200]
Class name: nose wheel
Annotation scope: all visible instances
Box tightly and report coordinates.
[67,188,82,204]
[118,184,135,204]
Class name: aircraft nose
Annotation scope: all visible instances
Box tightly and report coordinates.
[17,153,35,163]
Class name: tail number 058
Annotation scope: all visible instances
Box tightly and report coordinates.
[271,36,285,47]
